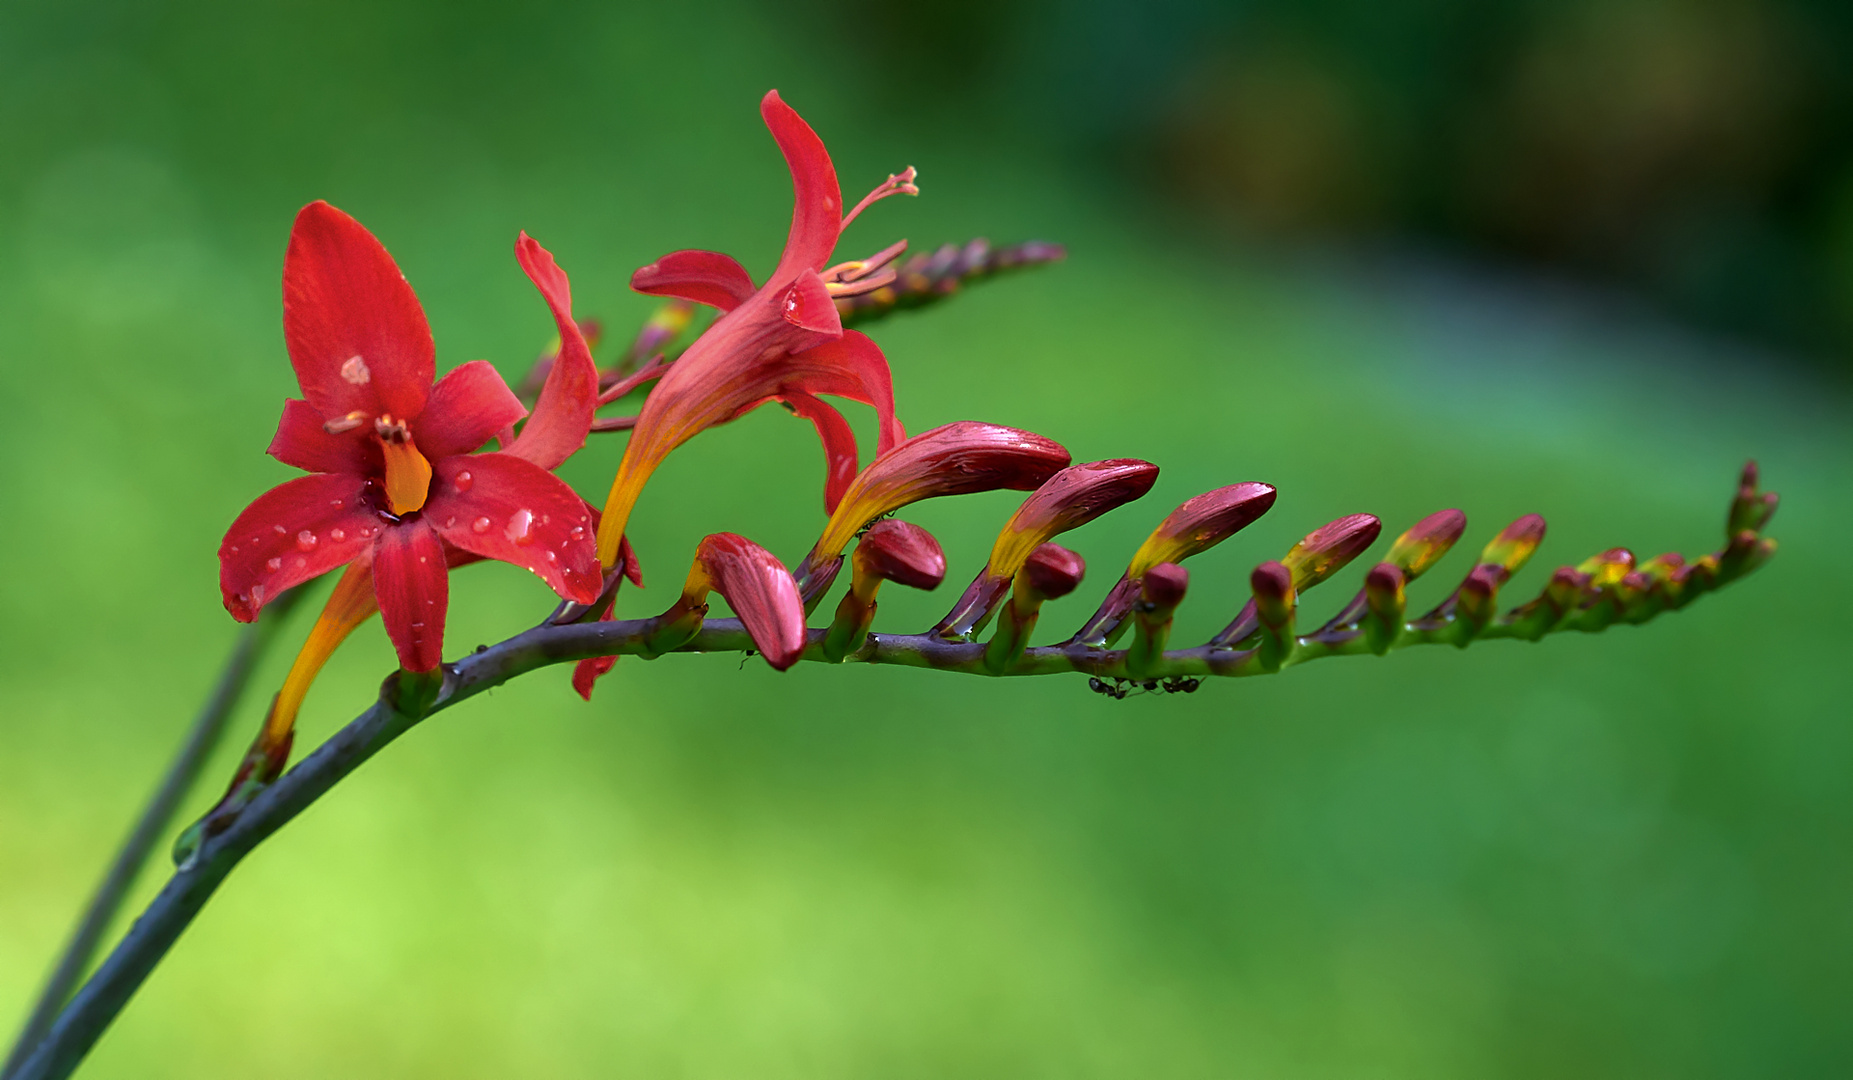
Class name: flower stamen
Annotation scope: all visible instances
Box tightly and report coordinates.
[374,415,432,515]
[322,410,371,435]
[839,168,918,232]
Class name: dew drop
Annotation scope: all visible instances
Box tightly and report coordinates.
[569,526,585,540]
[444,517,456,529]
[455,470,473,492]
[250,584,266,603]
[230,545,241,555]
[505,508,535,545]
[294,557,307,569]
[544,551,557,563]
[472,517,492,534]
[329,528,346,542]
[272,524,287,535]
[330,499,344,509]
[266,557,283,572]
[540,513,550,525]
[296,530,317,551]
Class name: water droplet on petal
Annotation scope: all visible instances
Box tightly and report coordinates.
[266,557,283,572]
[544,550,557,563]
[330,499,344,509]
[569,526,585,540]
[296,530,317,551]
[330,528,346,542]
[294,557,307,569]
[455,470,473,492]
[505,508,534,545]
[273,524,288,535]
[251,584,266,603]
[444,517,456,529]
[472,517,491,534]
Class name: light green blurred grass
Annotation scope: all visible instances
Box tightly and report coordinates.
[2,2,1850,1077]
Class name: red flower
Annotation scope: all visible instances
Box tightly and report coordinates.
[595,89,919,566]
[220,201,602,673]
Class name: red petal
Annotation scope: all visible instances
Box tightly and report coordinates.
[372,517,449,672]
[283,201,434,422]
[267,398,379,475]
[413,360,527,460]
[425,453,602,603]
[573,654,617,700]
[780,269,842,334]
[507,233,600,471]
[779,391,860,514]
[695,533,808,671]
[220,473,382,621]
[786,330,904,453]
[631,249,756,311]
[762,90,843,282]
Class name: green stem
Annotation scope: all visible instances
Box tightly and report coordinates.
[1,589,304,1080]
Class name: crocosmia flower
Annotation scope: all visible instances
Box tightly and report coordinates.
[596,90,920,566]
[220,201,602,673]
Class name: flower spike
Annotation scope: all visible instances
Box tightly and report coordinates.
[645,533,807,670]
[794,422,1071,605]
[824,520,946,662]
[984,543,1085,674]
[1072,482,1277,648]
[935,459,1159,639]
[837,239,1067,327]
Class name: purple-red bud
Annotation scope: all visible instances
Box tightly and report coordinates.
[1385,509,1466,579]
[1478,514,1547,579]
[1131,482,1277,575]
[854,519,946,592]
[684,533,807,671]
[1022,543,1086,601]
[1140,562,1189,610]
[1282,514,1382,592]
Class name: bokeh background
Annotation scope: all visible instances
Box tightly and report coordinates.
[2,1,1850,1076]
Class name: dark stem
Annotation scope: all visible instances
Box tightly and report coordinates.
[1,589,304,1080]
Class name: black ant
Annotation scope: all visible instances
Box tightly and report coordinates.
[1087,675,1201,699]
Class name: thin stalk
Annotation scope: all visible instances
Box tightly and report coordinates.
[1,589,304,1080]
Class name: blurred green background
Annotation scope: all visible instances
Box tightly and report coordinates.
[1,1,1849,1077]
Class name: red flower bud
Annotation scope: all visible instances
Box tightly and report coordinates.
[1385,509,1465,579]
[1022,543,1087,602]
[1282,513,1382,592]
[854,519,947,593]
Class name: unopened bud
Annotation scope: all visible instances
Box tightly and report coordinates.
[1282,513,1382,592]
[826,520,946,662]
[1385,509,1466,579]
[985,543,1086,674]
[1022,543,1086,602]
[1248,561,1296,671]
[1477,514,1547,581]
[1127,562,1188,679]
[1362,563,1406,654]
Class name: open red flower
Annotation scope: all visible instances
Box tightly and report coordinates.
[595,89,918,566]
[220,201,603,673]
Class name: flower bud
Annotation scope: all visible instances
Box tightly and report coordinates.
[1248,561,1296,671]
[649,533,807,670]
[1727,460,1779,537]
[984,543,1086,674]
[1282,513,1382,592]
[939,459,1157,639]
[1453,564,1503,644]
[797,422,1070,603]
[1476,513,1547,583]
[1385,509,1466,579]
[825,520,945,661]
[1073,481,1277,648]
[1362,563,1405,654]
[1127,562,1188,678]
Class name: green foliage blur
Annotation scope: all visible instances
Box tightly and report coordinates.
[1,1,1849,1077]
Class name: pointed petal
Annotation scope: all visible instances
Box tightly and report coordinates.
[372,517,449,672]
[762,90,843,281]
[506,233,601,471]
[267,398,380,475]
[780,269,842,334]
[573,652,617,700]
[220,473,382,621]
[632,249,756,311]
[787,330,904,453]
[413,360,527,460]
[695,533,808,671]
[426,453,601,603]
[283,201,433,422]
[780,391,860,514]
